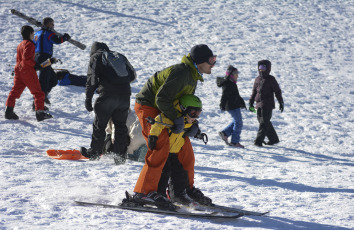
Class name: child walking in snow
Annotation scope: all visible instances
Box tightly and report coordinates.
[5,25,52,122]
[217,65,246,148]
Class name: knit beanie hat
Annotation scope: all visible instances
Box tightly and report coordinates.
[190,44,215,64]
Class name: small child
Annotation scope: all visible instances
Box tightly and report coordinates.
[249,60,284,146]
[5,25,52,122]
[216,65,246,148]
[132,94,212,208]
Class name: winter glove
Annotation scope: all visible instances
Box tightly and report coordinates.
[249,103,256,113]
[279,102,284,113]
[85,98,93,112]
[34,63,42,71]
[171,116,184,134]
[49,58,62,64]
[62,33,71,41]
[148,135,158,150]
[194,129,208,144]
[184,121,199,137]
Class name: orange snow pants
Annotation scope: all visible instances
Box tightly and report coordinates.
[133,102,195,195]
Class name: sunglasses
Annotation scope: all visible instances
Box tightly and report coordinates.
[186,107,202,118]
[207,56,217,66]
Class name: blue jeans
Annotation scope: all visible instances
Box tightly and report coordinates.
[222,108,243,144]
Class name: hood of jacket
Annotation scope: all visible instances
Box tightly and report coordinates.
[90,42,109,56]
[216,76,228,87]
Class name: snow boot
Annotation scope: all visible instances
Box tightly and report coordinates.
[36,110,52,121]
[186,186,212,206]
[254,141,263,147]
[113,152,127,165]
[133,191,176,210]
[32,101,49,111]
[80,147,100,160]
[264,140,279,145]
[218,131,229,145]
[5,106,19,120]
[169,188,194,205]
[229,142,245,148]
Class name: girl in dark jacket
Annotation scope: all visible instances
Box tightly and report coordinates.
[217,65,246,148]
[249,60,284,146]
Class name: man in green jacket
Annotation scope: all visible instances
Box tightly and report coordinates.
[132,44,216,209]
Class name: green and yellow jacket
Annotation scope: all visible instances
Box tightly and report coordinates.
[136,54,204,120]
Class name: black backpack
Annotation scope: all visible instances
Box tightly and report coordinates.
[102,51,136,84]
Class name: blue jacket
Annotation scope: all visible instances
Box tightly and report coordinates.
[33,29,64,56]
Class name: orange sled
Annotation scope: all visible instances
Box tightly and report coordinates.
[46,149,88,160]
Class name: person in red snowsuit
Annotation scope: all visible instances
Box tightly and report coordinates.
[5,25,52,122]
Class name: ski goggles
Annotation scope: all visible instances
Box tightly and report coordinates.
[186,107,202,118]
[207,56,217,66]
[259,64,267,71]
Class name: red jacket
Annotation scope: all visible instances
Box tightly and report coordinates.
[14,40,37,76]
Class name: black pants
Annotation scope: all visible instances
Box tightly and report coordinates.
[35,53,58,94]
[157,153,189,196]
[255,108,279,144]
[91,94,130,154]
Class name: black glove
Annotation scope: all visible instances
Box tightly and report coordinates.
[85,98,93,112]
[171,116,184,134]
[50,58,62,64]
[62,33,71,41]
[279,102,284,113]
[34,63,42,70]
[184,121,199,137]
[148,135,158,150]
[50,58,57,64]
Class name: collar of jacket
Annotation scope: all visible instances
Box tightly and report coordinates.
[181,54,204,82]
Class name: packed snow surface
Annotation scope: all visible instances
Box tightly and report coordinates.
[0,0,353,229]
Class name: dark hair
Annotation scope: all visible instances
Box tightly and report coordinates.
[42,17,54,26]
[21,25,34,40]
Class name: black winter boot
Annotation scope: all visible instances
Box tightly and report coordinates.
[80,147,100,160]
[36,110,53,121]
[168,184,194,205]
[186,186,212,206]
[32,101,49,111]
[113,152,127,165]
[5,107,19,120]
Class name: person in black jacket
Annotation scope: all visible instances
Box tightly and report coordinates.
[217,65,246,148]
[80,42,136,164]
[249,60,284,147]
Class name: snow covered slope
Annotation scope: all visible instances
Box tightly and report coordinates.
[0,0,353,229]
